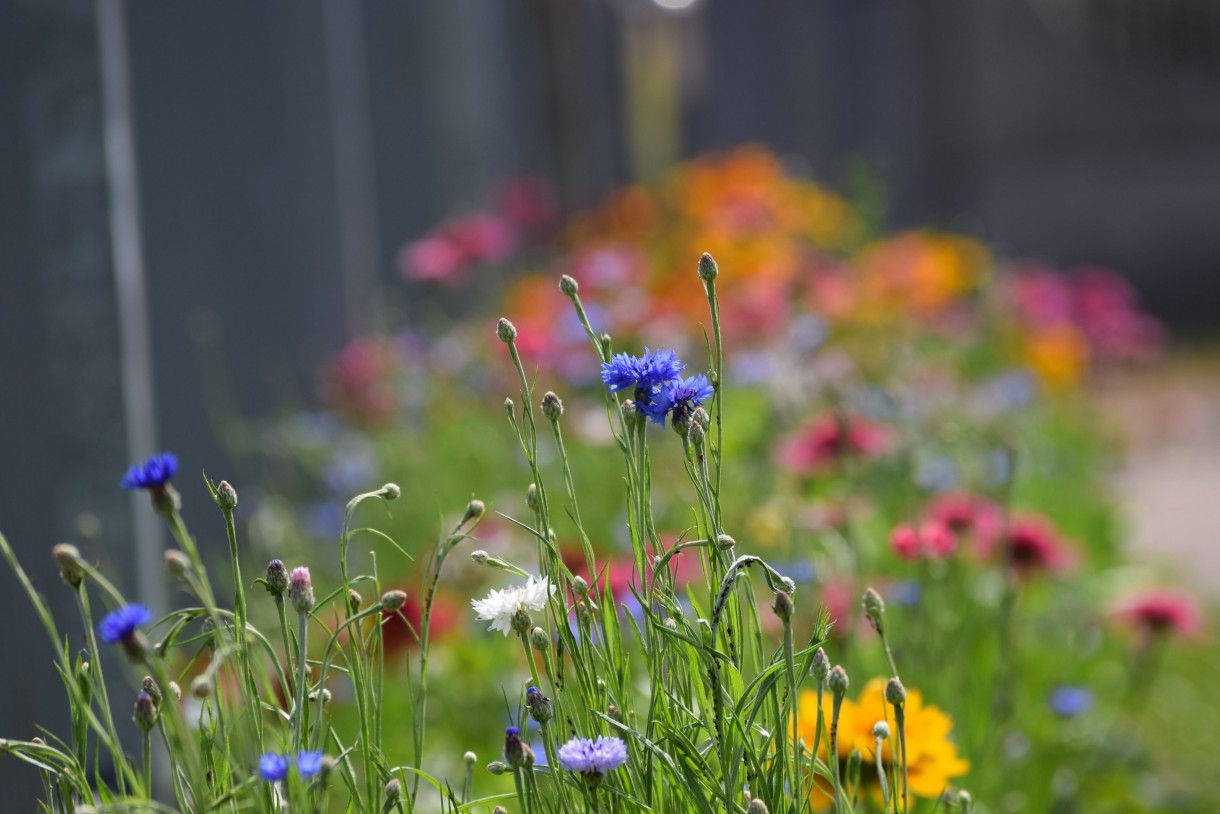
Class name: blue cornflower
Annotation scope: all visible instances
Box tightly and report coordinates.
[557,735,628,777]
[600,347,684,395]
[639,373,715,426]
[258,753,289,782]
[98,604,152,644]
[121,452,178,490]
[1048,685,1093,718]
[297,750,325,777]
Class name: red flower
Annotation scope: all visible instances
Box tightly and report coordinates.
[987,515,1074,576]
[775,414,893,475]
[1113,589,1202,638]
[889,525,920,560]
[888,521,956,560]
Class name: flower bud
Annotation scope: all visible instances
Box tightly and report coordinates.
[52,543,86,588]
[863,587,885,630]
[289,566,315,614]
[309,688,332,706]
[265,559,289,597]
[716,534,736,551]
[541,391,564,422]
[599,333,612,360]
[747,799,769,814]
[828,665,850,696]
[526,483,540,512]
[692,407,711,431]
[504,726,528,769]
[811,647,830,681]
[133,691,158,731]
[215,480,237,510]
[530,626,550,652]
[559,275,579,297]
[697,252,719,282]
[620,399,638,428]
[462,499,485,525]
[958,790,973,813]
[191,675,212,699]
[572,575,589,596]
[780,576,797,595]
[142,676,161,707]
[379,482,401,501]
[510,608,532,635]
[168,681,182,701]
[381,590,408,612]
[496,318,517,344]
[872,721,890,740]
[885,676,906,705]
[504,398,514,418]
[672,407,692,438]
[688,421,706,450]
[493,807,508,814]
[526,685,553,724]
[471,550,490,564]
[464,751,477,765]
[384,778,402,803]
[486,760,509,776]
[771,591,793,622]
[348,589,363,613]
[165,549,191,579]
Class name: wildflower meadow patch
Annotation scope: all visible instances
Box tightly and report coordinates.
[1,151,1214,813]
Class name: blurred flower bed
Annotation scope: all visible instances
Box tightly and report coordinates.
[228,146,1210,811]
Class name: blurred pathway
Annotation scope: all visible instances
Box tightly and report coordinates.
[1101,352,1220,595]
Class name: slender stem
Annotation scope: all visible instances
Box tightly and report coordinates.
[294,611,309,751]
[276,596,295,699]
[895,704,909,814]
[221,504,263,748]
[783,620,800,812]
[875,736,889,814]
[142,728,153,797]
[830,694,845,812]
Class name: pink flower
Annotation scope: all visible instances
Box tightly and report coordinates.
[986,515,1074,576]
[924,492,1003,548]
[446,213,515,262]
[1113,589,1202,638]
[775,414,893,475]
[398,234,463,283]
[889,525,920,560]
[494,176,557,231]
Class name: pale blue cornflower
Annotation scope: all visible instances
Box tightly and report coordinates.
[557,735,628,787]
[297,750,325,777]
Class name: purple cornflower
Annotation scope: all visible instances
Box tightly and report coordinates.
[639,373,715,426]
[557,735,628,780]
[121,452,178,490]
[98,604,152,645]
[1048,686,1093,718]
[297,750,325,777]
[258,753,289,782]
[600,348,684,396]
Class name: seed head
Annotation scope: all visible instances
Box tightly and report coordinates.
[496,318,517,344]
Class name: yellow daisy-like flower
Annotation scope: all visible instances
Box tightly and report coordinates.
[794,678,970,808]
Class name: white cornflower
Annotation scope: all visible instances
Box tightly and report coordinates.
[471,576,554,636]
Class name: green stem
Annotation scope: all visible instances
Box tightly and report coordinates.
[294,610,309,751]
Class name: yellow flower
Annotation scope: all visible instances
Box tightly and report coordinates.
[794,678,970,808]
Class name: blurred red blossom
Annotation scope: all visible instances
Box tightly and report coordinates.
[1112,589,1203,639]
[981,514,1075,576]
[775,413,894,475]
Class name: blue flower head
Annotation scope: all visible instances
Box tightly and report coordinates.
[258,752,289,782]
[600,347,684,395]
[121,452,178,490]
[557,735,628,776]
[98,604,153,644]
[639,373,715,426]
[297,750,325,778]
[1048,685,1093,718]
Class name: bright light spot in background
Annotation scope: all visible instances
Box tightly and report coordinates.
[652,0,699,11]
